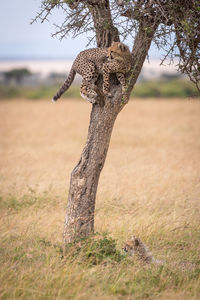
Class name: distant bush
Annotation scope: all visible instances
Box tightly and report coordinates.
[0,85,21,99]
[131,79,199,98]
[3,68,32,84]
[0,84,81,100]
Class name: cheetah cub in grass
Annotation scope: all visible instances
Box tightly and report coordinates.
[122,236,163,265]
[52,42,132,104]
[123,236,198,271]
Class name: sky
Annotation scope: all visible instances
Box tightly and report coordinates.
[0,0,161,60]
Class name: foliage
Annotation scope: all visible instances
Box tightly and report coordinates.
[3,68,32,83]
[32,0,200,91]
[0,85,21,99]
[0,84,80,100]
[131,79,199,98]
[0,80,198,100]
[65,233,124,265]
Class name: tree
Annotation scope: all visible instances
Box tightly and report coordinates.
[3,68,32,84]
[33,0,200,245]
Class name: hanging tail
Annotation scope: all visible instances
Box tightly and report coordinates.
[52,68,76,102]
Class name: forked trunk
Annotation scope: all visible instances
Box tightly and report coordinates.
[63,5,158,245]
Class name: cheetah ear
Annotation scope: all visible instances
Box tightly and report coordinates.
[134,238,140,246]
[118,43,126,52]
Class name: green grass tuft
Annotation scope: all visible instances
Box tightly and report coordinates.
[65,233,124,266]
[0,189,60,211]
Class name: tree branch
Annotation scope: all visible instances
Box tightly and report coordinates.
[125,18,159,98]
[86,0,120,47]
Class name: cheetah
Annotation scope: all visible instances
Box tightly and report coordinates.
[103,41,132,100]
[122,236,162,264]
[122,236,198,271]
[52,42,132,104]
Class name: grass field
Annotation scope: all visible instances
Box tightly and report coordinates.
[0,98,200,299]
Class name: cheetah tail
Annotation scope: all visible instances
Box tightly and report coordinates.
[52,68,76,102]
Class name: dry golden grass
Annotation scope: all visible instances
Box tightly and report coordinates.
[0,98,200,299]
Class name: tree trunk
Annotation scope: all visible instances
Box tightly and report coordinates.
[63,90,121,244]
[63,5,158,245]
[88,0,120,47]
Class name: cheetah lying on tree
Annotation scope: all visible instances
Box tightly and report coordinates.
[52,42,132,105]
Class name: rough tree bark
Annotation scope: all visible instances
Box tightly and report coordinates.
[63,2,158,245]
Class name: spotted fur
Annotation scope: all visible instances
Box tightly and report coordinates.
[122,236,162,264]
[52,47,107,102]
[52,42,132,103]
[103,41,132,99]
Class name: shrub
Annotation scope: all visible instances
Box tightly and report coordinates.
[65,233,124,266]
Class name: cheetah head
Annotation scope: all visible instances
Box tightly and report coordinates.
[122,236,140,256]
[107,41,131,60]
